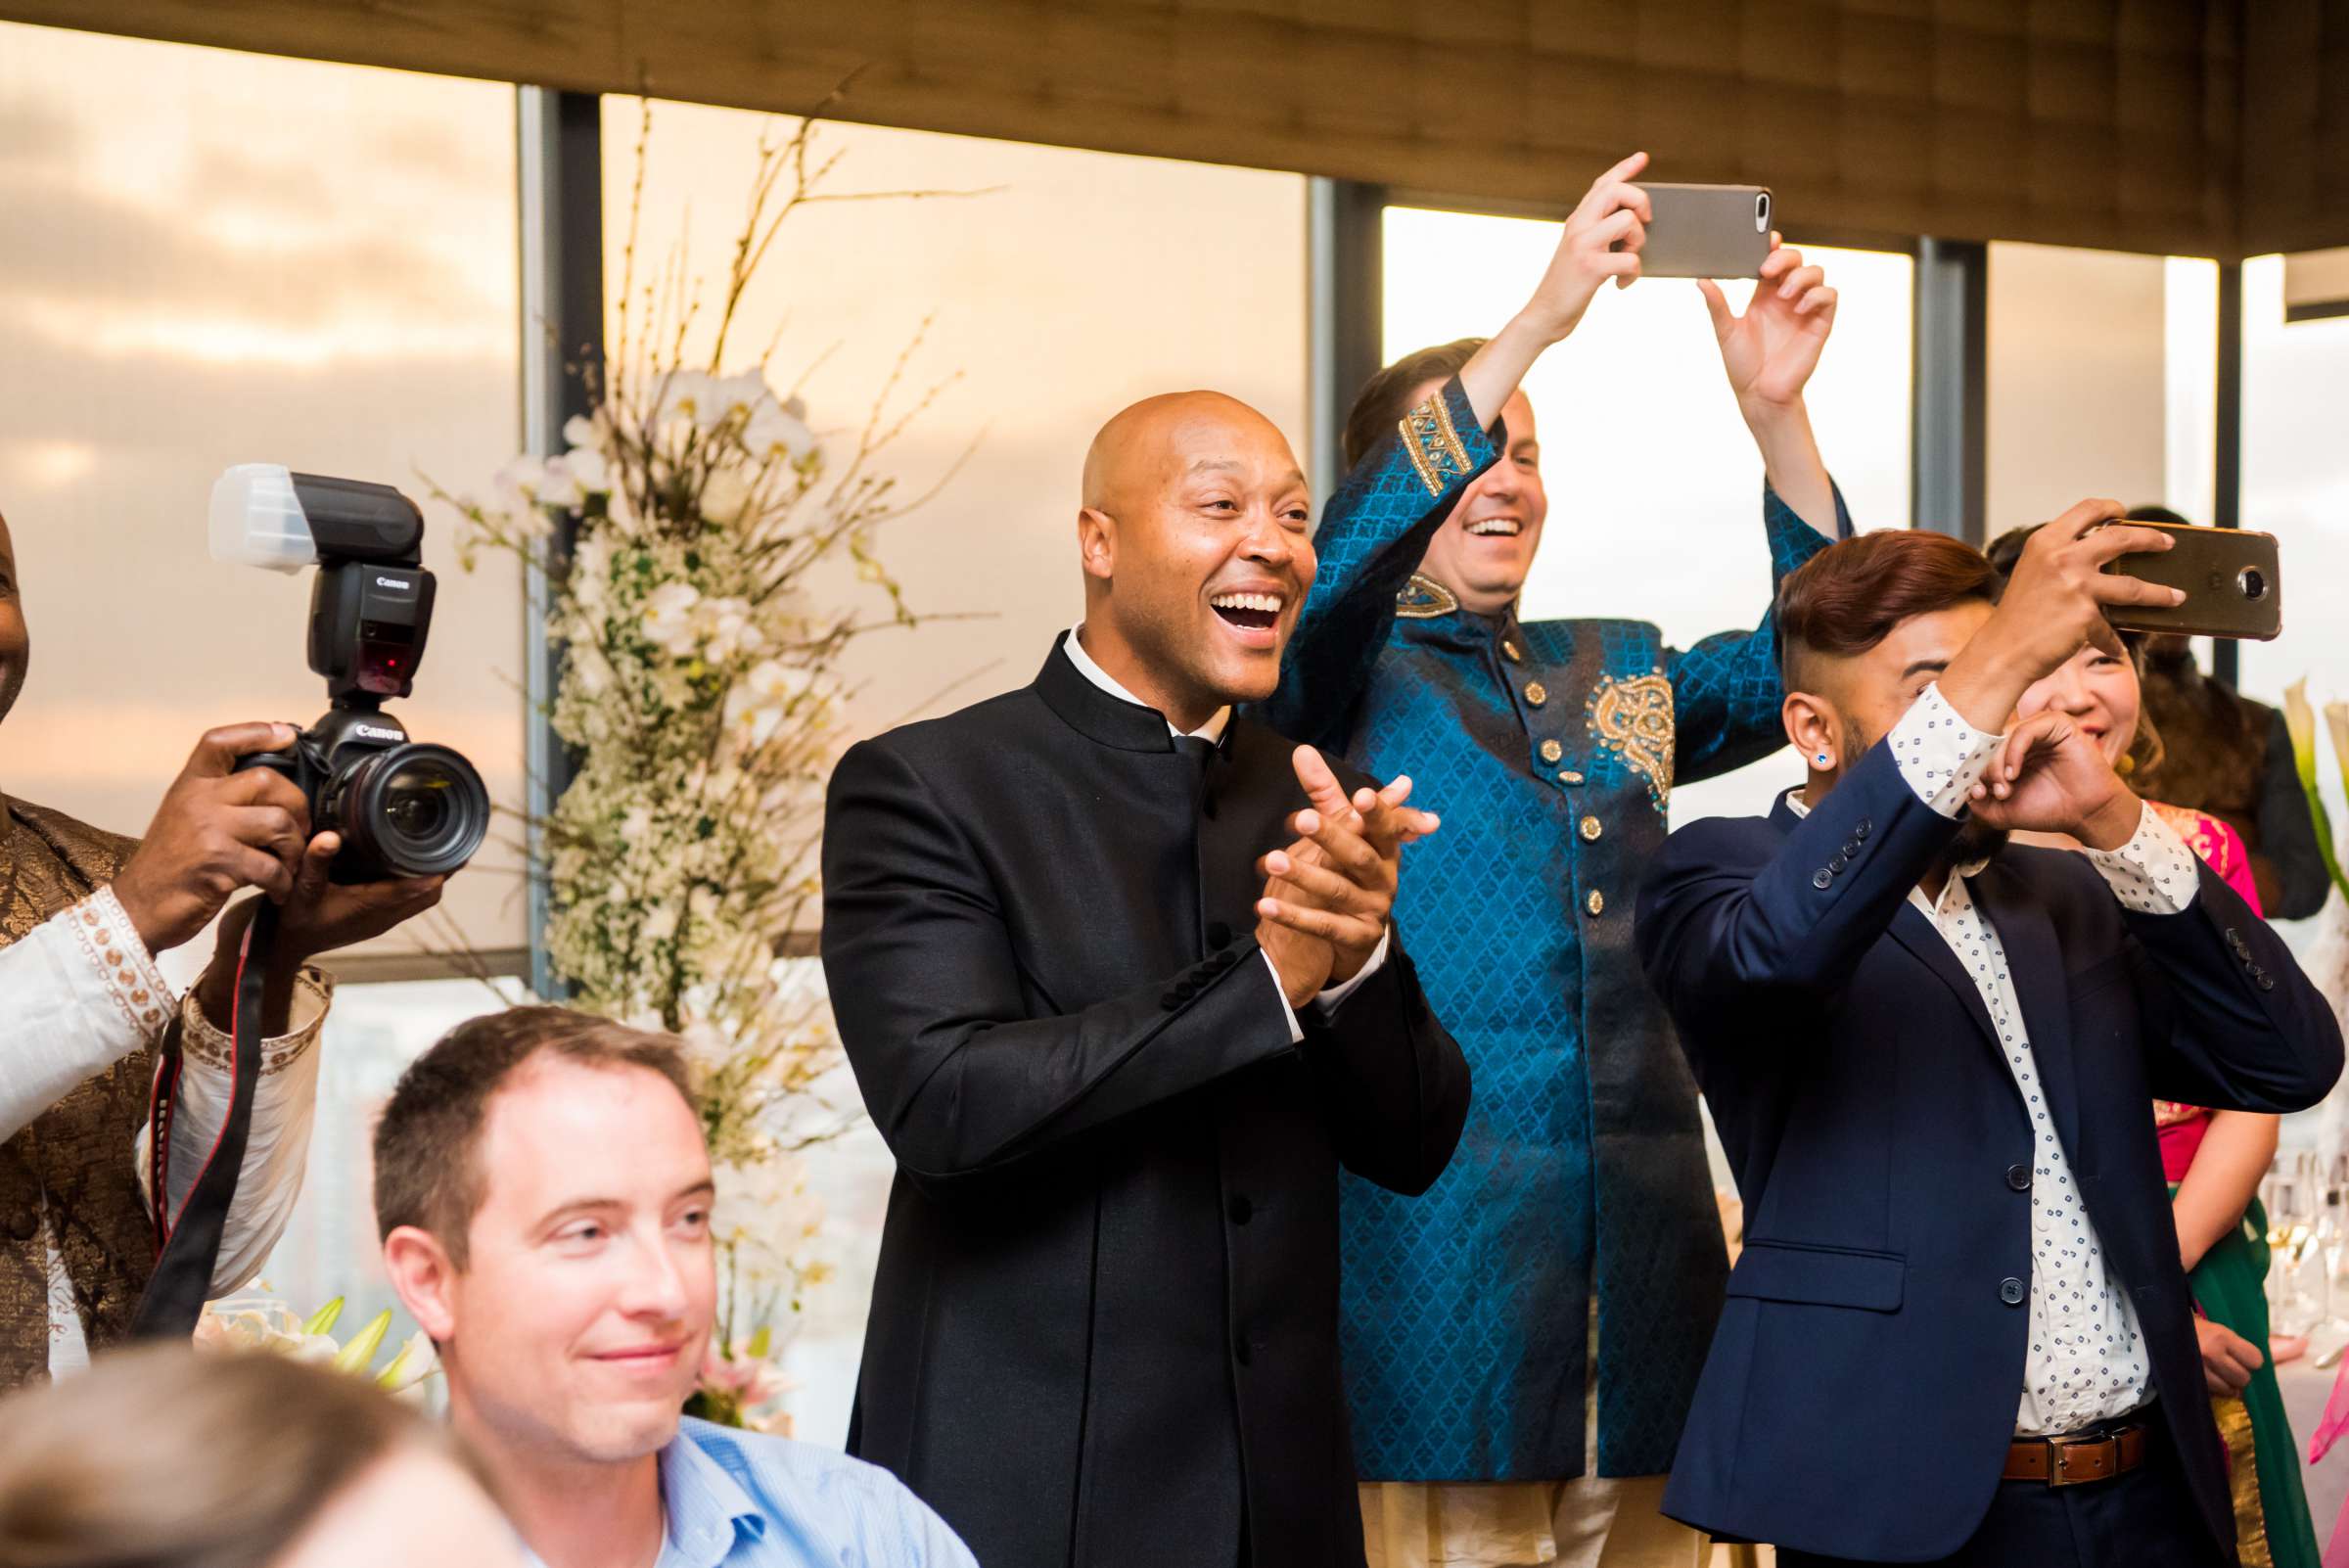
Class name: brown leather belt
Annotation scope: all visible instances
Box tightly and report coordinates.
[2004,1420,2148,1486]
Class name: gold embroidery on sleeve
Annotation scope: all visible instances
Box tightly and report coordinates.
[1397,393,1473,498]
[1588,672,1677,811]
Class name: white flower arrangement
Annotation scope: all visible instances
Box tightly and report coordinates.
[432,105,970,1412]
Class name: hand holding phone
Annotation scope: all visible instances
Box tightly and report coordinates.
[2100,523,2282,641]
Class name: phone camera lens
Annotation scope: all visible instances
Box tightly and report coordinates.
[2239,567,2269,601]
[1755,193,1770,232]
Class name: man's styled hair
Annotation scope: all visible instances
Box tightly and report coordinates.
[1341,338,1486,470]
[0,1344,491,1568]
[373,1005,696,1266]
[1775,530,2002,692]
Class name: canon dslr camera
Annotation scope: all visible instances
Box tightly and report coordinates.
[210,466,489,884]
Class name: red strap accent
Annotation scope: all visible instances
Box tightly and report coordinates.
[154,922,253,1249]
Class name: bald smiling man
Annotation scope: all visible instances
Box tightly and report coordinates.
[821,392,1472,1568]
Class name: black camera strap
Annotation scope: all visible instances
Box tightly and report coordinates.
[130,902,275,1339]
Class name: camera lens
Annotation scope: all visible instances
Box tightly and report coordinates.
[1755,192,1770,232]
[329,741,488,880]
[2239,567,2269,601]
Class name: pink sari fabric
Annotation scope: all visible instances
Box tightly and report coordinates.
[2148,804,2260,1182]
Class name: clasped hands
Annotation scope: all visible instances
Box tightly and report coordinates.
[1254,746,1439,1010]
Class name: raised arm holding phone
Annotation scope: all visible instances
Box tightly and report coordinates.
[1635,510,2341,1567]
[1254,150,1856,1567]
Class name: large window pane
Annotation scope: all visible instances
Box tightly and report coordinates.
[0,22,527,957]
[253,978,527,1349]
[604,99,1310,1445]
[2234,255,2349,722]
[1380,206,1915,826]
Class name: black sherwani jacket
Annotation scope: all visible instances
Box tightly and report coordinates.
[821,635,1472,1568]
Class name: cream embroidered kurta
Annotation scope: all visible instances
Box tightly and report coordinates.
[0,885,327,1376]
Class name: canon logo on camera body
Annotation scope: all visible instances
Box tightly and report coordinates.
[352,722,405,743]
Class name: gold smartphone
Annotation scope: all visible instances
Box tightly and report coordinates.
[2102,523,2282,640]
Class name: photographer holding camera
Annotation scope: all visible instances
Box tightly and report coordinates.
[0,502,446,1391]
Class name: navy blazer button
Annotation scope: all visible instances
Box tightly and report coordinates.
[2259,974,2277,992]
[1854,818,1872,840]
[1228,1195,1253,1225]
[2000,1277,2026,1305]
[1812,868,1834,890]
[2006,1164,2031,1191]
[1828,854,1848,873]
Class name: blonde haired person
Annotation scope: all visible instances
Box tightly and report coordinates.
[0,1342,521,1568]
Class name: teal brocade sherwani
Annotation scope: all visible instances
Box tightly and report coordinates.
[1258,377,1848,1482]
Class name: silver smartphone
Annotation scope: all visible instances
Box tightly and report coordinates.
[1626,183,1773,278]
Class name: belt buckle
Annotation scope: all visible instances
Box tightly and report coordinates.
[2046,1431,2112,1488]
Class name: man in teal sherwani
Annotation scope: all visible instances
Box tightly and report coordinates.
[1260,153,1852,1567]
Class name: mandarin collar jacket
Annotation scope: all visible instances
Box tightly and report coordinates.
[821,636,1470,1568]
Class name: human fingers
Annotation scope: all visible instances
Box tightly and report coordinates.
[1303,812,1388,884]
[219,765,312,821]
[226,804,309,867]
[1976,712,2073,799]
[1261,852,1387,917]
[2085,569,2188,609]
[1696,277,1734,337]
[1591,207,1642,253]
[186,722,298,779]
[288,832,340,907]
[233,845,297,903]
[2080,523,2178,566]
[2044,496,2128,543]
[1774,262,1824,301]
[1290,746,1359,824]
[1794,284,1837,318]
[1585,152,1650,208]
[1759,244,1799,282]
[1254,896,1382,950]
[1354,786,1440,853]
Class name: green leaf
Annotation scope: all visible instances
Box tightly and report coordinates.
[747,1323,772,1360]
[303,1298,345,1337]
[334,1309,392,1375]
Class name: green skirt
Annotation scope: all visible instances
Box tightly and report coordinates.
[2177,1190,2321,1568]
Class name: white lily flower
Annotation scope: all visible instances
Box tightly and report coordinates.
[641,581,703,655]
[566,444,612,494]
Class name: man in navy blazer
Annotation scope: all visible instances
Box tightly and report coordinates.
[1636,506,2343,1567]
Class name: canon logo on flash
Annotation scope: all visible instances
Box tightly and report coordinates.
[375,575,412,590]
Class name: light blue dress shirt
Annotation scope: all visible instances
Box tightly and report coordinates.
[522,1418,977,1568]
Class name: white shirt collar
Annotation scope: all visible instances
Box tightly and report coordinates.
[1062,623,1231,744]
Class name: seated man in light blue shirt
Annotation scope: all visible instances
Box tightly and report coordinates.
[373,1005,976,1568]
